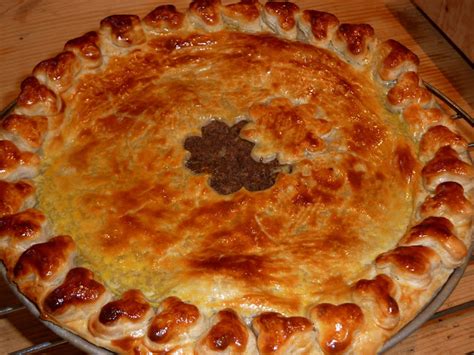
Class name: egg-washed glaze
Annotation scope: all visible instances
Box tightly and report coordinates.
[35,30,414,315]
[0,1,472,354]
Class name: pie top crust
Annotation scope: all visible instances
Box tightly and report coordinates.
[1,1,473,354]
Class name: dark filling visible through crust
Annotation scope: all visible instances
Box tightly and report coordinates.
[184,120,289,195]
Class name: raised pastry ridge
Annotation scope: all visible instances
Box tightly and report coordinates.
[15,76,61,116]
[376,39,420,82]
[143,5,187,33]
[400,217,468,268]
[419,182,473,240]
[144,296,207,352]
[333,23,376,65]
[89,289,154,343]
[196,308,257,354]
[298,10,339,48]
[0,1,472,354]
[252,312,317,353]
[0,114,48,152]
[352,274,400,330]
[263,1,300,38]
[0,208,47,269]
[0,180,35,218]
[221,0,262,32]
[41,267,112,330]
[33,51,80,94]
[421,146,474,191]
[64,31,103,68]
[0,140,40,181]
[375,245,442,288]
[309,303,364,354]
[100,15,146,48]
[12,235,76,304]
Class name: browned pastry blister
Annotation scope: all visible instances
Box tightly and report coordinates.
[64,31,103,68]
[12,236,75,304]
[0,209,47,263]
[419,182,473,239]
[196,309,257,354]
[189,0,224,30]
[376,245,441,288]
[0,140,39,181]
[263,1,300,38]
[419,125,468,162]
[15,76,61,116]
[298,10,339,48]
[309,303,364,354]
[387,71,434,111]
[0,180,35,218]
[422,146,474,191]
[1,114,48,151]
[402,105,452,140]
[0,209,46,244]
[221,0,262,32]
[352,274,400,330]
[333,23,375,65]
[89,289,154,352]
[0,1,472,354]
[143,5,187,33]
[144,296,206,352]
[401,217,467,268]
[393,141,420,185]
[43,267,111,323]
[100,15,146,48]
[33,51,80,94]
[376,39,419,81]
[252,312,317,354]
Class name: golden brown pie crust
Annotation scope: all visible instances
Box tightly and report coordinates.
[0,1,472,354]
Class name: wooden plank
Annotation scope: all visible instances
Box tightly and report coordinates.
[386,305,474,354]
[0,277,85,354]
[41,342,85,355]
[414,0,474,61]
[437,260,474,312]
[0,309,73,353]
[0,277,23,311]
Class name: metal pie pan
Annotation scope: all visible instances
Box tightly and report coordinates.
[1,264,111,354]
[381,241,473,352]
[2,241,472,354]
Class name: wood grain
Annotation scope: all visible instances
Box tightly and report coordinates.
[0,0,473,354]
[414,0,474,62]
[437,260,474,312]
[386,307,474,354]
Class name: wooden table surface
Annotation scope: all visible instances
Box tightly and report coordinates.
[0,0,473,354]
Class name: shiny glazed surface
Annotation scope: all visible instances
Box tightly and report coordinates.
[35,31,418,317]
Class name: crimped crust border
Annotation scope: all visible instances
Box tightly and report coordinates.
[0,1,473,354]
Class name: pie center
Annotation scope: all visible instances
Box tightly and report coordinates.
[184,120,290,195]
[34,31,417,316]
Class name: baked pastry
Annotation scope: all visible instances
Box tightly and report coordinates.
[1,1,472,353]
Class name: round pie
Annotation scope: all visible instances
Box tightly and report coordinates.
[1,1,473,353]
